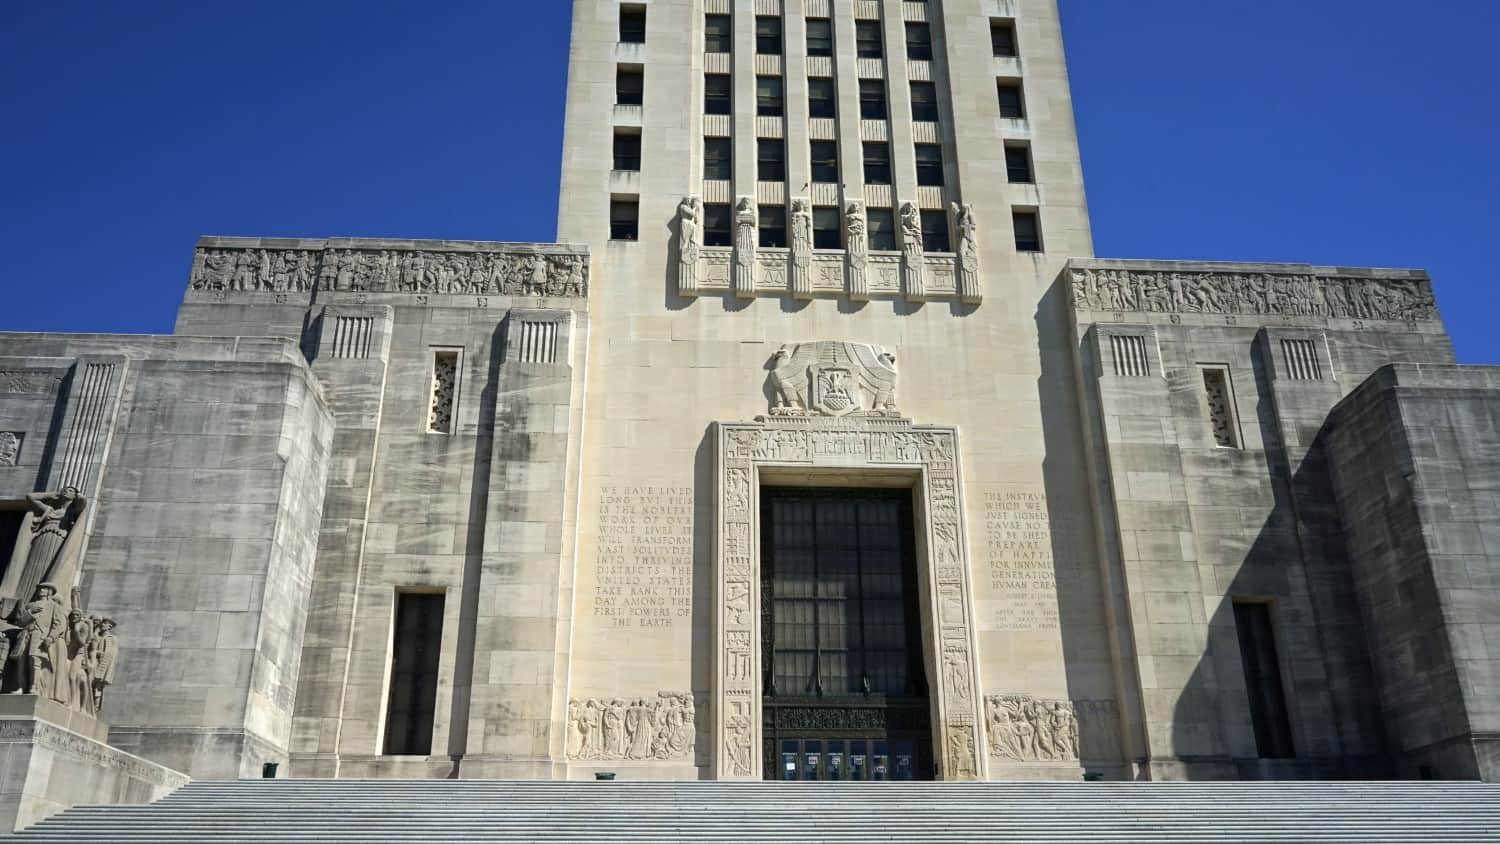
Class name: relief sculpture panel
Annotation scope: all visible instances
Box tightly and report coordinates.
[985,694,1120,763]
[566,693,696,762]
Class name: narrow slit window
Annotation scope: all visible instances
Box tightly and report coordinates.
[428,350,459,434]
[1233,601,1296,759]
[1202,367,1241,448]
[383,592,445,756]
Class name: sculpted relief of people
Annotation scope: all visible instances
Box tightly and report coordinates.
[985,694,1119,763]
[566,693,696,762]
[1,488,88,615]
[899,202,924,299]
[677,196,701,295]
[0,432,19,467]
[1070,267,1438,322]
[953,202,981,303]
[768,341,899,418]
[0,581,118,717]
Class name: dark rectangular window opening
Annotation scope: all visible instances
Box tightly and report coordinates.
[920,209,949,252]
[760,205,788,248]
[757,75,784,117]
[616,67,644,106]
[1233,601,1296,760]
[1005,145,1034,183]
[810,140,839,183]
[910,81,939,123]
[383,592,445,756]
[758,138,786,182]
[612,131,641,171]
[855,20,883,58]
[1012,210,1041,252]
[704,203,732,247]
[705,14,733,53]
[704,137,733,180]
[863,142,891,185]
[705,73,732,115]
[0,509,25,587]
[904,22,933,60]
[859,79,887,120]
[619,5,647,43]
[756,15,783,54]
[914,143,944,187]
[997,81,1025,118]
[808,77,837,119]
[610,198,640,241]
[813,206,841,249]
[807,18,834,57]
[868,208,897,251]
[991,19,1017,57]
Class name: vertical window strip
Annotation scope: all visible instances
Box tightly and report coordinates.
[429,350,459,434]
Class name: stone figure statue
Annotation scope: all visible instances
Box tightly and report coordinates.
[789,199,813,299]
[2,489,87,618]
[89,617,117,713]
[0,432,19,467]
[12,583,67,701]
[985,694,1093,763]
[954,202,980,303]
[565,693,696,761]
[66,607,94,714]
[733,197,757,298]
[678,197,701,294]
[845,202,868,299]
[602,698,626,757]
[899,202,925,300]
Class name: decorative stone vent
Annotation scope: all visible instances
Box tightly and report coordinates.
[1282,338,1323,381]
[428,351,459,434]
[330,317,373,360]
[514,321,560,365]
[1202,368,1239,448]
[1109,335,1151,377]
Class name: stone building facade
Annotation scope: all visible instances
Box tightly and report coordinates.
[0,1,1496,814]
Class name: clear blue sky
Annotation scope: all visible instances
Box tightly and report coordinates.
[2,1,1495,363]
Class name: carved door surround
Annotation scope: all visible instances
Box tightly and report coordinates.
[712,416,987,781]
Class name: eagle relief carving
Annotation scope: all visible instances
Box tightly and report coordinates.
[767,342,899,418]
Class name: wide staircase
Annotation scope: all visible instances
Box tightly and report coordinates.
[11,780,1500,842]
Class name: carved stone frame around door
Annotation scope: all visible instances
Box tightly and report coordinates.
[712,416,987,781]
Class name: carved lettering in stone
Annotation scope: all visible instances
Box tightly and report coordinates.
[724,699,755,776]
[678,197,701,296]
[900,202,925,301]
[734,197,757,298]
[767,342,899,417]
[985,491,1085,631]
[566,692,695,761]
[0,432,19,467]
[954,202,981,304]
[593,486,694,630]
[846,202,869,300]
[1069,267,1438,322]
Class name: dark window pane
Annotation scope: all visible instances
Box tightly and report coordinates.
[756,15,783,54]
[914,143,943,186]
[810,140,838,183]
[704,137,732,180]
[855,20,883,58]
[705,74,732,115]
[920,209,949,252]
[1234,602,1296,759]
[705,14,733,52]
[904,22,932,60]
[1012,211,1041,252]
[619,6,646,43]
[862,142,891,185]
[612,132,641,171]
[998,82,1025,118]
[1005,146,1033,183]
[383,593,444,756]
[910,81,939,122]
[808,77,837,119]
[616,67,643,105]
[759,205,787,248]
[757,75,784,116]
[610,199,639,241]
[991,19,1017,57]
[868,209,896,250]
[858,80,887,120]
[807,18,833,57]
[813,206,841,249]
[758,138,785,181]
[703,203,732,247]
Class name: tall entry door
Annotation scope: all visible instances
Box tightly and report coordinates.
[760,488,933,781]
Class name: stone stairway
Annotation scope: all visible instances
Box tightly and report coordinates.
[10,780,1500,842]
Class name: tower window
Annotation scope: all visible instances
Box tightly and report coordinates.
[756,16,783,54]
[616,67,644,106]
[920,209,950,252]
[610,198,640,241]
[863,142,891,185]
[855,21,883,58]
[991,19,1017,57]
[810,141,839,183]
[1233,601,1296,759]
[756,75,784,117]
[705,74,732,115]
[997,82,1025,118]
[1005,145,1034,183]
[428,350,459,434]
[619,5,646,44]
[759,205,788,248]
[808,77,837,119]
[383,592,445,756]
[1202,367,1241,448]
[758,138,786,182]
[905,22,932,60]
[910,81,939,122]
[914,144,944,186]
[807,18,833,57]
[612,131,641,172]
[705,14,733,53]
[703,203,732,247]
[858,80,887,120]
[813,207,842,249]
[704,137,732,181]
[868,208,897,250]
[1012,210,1042,252]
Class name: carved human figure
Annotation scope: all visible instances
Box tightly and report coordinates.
[899,202,925,300]
[65,608,94,714]
[733,197,757,297]
[843,201,869,298]
[953,202,980,302]
[789,199,813,298]
[581,699,602,759]
[0,432,18,467]
[4,489,86,616]
[566,700,584,757]
[196,250,232,290]
[625,698,652,759]
[13,583,66,700]
[678,197,701,294]
[602,698,626,757]
[667,695,693,756]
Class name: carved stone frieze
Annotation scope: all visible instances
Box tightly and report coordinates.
[1069,265,1438,322]
[985,694,1120,763]
[0,370,60,395]
[566,692,695,762]
[766,342,899,418]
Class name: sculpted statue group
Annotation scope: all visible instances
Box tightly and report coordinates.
[986,694,1119,763]
[767,342,899,418]
[191,245,589,298]
[1071,267,1438,322]
[566,693,696,761]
